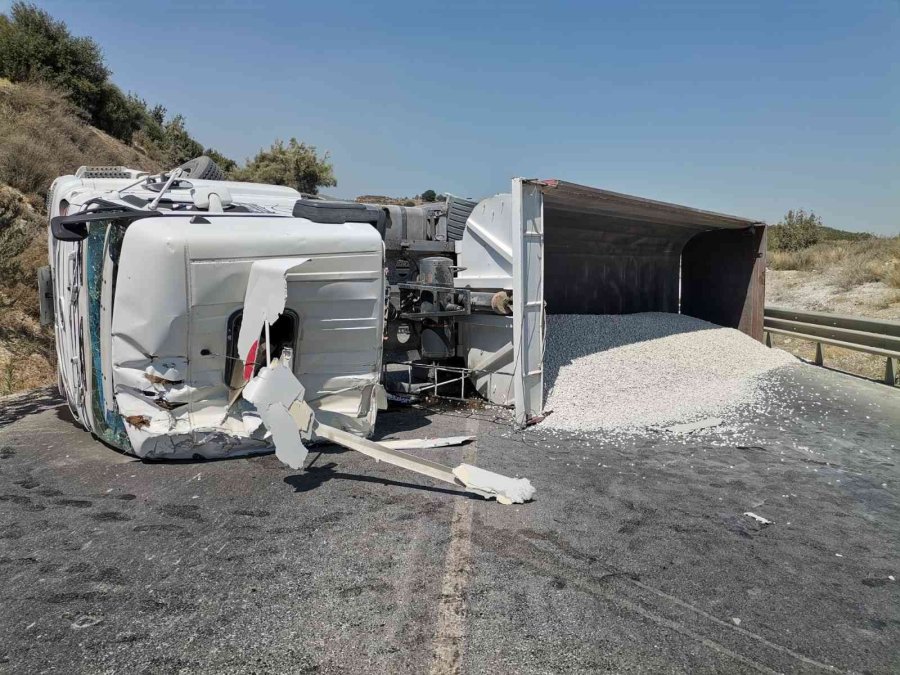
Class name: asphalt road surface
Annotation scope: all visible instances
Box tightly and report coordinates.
[0,364,898,673]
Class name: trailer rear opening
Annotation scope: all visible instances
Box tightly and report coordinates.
[452,178,768,424]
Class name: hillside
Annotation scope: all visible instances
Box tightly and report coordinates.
[0,78,162,194]
[818,225,875,242]
[0,79,164,394]
[768,235,900,304]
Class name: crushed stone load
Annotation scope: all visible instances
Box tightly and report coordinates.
[542,313,797,433]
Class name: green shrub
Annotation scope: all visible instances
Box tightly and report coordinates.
[818,225,874,242]
[769,209,822,252]
[233,138,336,194]
[160,115,203,166]
[0,3,107,118]
[0,3,233,168]
[91,85,148,143]
[205,148,238,173]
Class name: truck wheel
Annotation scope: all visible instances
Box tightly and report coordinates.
[178,156,225,181]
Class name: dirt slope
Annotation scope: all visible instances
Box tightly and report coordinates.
[0,79,161,394]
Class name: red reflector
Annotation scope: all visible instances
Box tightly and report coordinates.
[243,340,258,381]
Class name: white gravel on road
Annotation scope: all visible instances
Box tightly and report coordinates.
[541,313,797,433]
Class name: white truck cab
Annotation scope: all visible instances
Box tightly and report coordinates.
[43,161,386,459]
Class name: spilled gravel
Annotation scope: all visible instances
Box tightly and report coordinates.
[542,313,797,433]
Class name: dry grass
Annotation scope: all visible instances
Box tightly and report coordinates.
[768,236,900,290]
[867,290,900,312]
[0,79,160,197]
[0,184,55,394]
[767,236,900,384]
[888,262,900,290]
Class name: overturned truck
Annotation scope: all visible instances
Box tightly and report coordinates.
[40,158,765,499]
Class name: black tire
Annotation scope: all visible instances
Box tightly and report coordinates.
[178,155,225,181]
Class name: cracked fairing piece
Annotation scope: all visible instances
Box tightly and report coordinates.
[452,464,536,505]
[236,257,310,383]
[49,173,386,459]
[243,361,308,470]
[268,375,536,504]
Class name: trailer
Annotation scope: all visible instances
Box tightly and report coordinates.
[371,178,766,424]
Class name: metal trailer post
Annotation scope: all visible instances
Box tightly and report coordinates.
[511,179,545,426]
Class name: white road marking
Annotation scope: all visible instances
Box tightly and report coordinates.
[429,444,476,675]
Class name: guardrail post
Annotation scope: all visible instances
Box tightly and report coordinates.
[765,307,900,384]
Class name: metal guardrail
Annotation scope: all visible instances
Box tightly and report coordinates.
[764,306,900,386]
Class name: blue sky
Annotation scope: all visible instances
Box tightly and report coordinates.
[7,0,899,233]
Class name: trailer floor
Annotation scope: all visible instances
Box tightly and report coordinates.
[0,365,898,674]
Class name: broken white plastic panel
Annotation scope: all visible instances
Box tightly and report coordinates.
[243,360,309,470]
[292,400,535,505]
[243,363,534,504]
[744,512,773,526]
[237,257,310,382]
[452,464,536,506]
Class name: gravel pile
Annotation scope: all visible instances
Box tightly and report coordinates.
[542,313,797,433]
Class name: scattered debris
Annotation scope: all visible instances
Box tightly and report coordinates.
[744,512,773,526]
[243,363,535,505]
[524,412,552,426]
[71,614,103,629]
[379,436,475,450]
[452,464,536,505]
[242,361,308,471]
[664,417,723,434]
[123,415,150,430]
